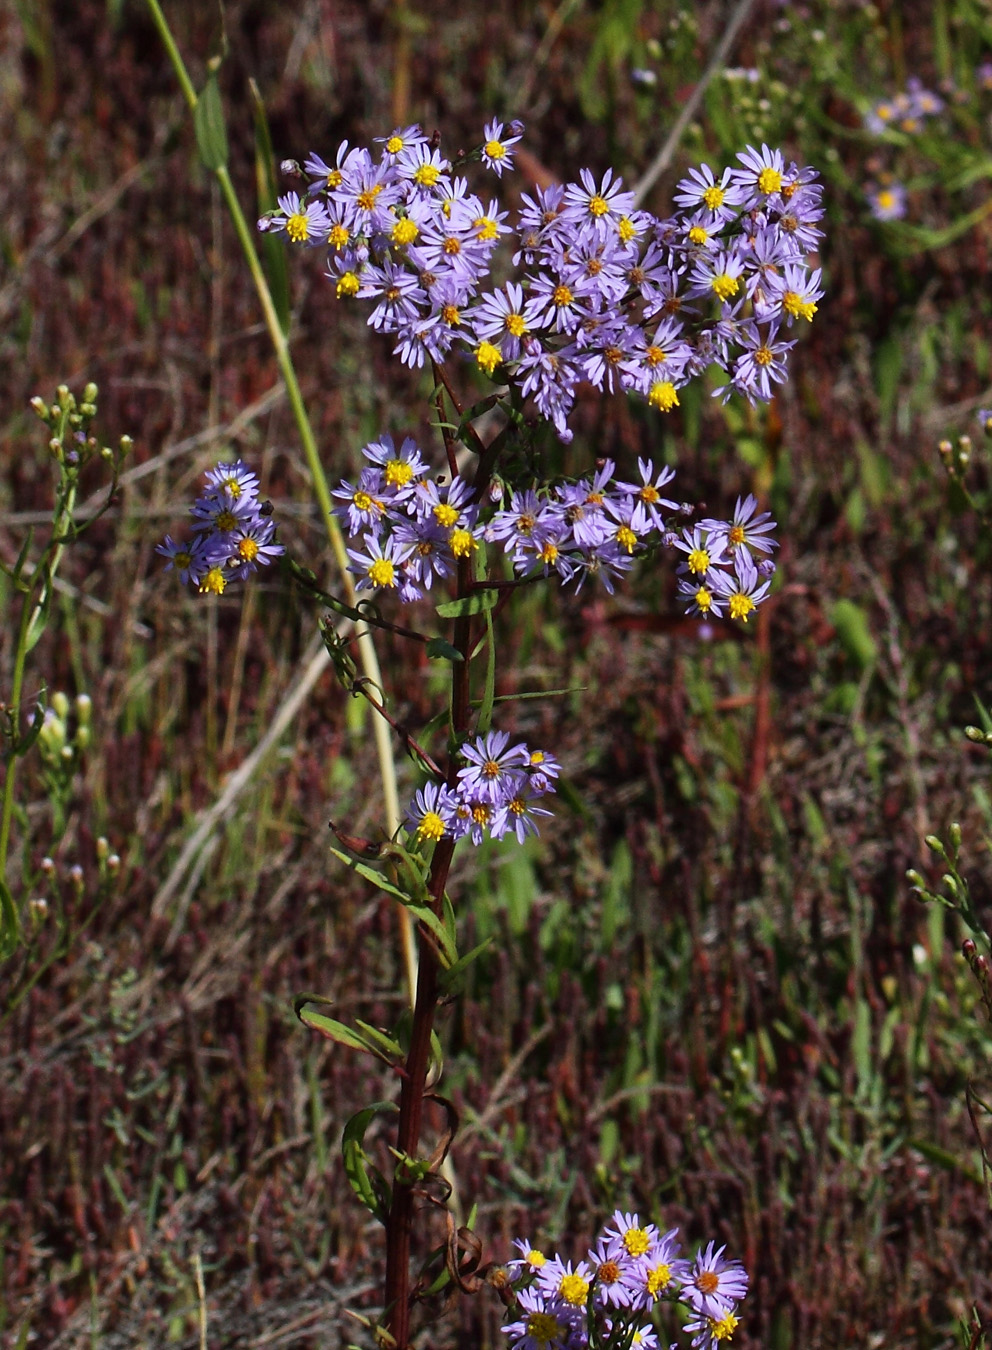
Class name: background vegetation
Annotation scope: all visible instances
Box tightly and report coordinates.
[1,0,991,1345]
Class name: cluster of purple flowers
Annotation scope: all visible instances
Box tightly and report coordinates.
[501,1211,748,1350]
[260,124,824,438]
[406,732,557,847]
[336,434,776,612]
[864,77,945,136]
[157,459,284,594]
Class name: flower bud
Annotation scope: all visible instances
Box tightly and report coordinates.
[963,938,977,959]
[96,836,109,860]
[60,744,74,763]
[83,382,99,404]
[938,439,952,457]
[79,402,96,419]
[69,864,84,889]
[924,834,945,856]
[965,725,985,741]
[119,435,133,455]
[30,396,48,419]
[49,438,63,458]
[29,897,48,922]
[76,693,92,724]
[40,856,55,875]
[976,954,989,977]
[52,691,69,720]
[906,868,925,890]
[107,854,121,872]
[949,822,962,849]
[74,725,89,751]
[56,384,71,409]
[280,158,302,177]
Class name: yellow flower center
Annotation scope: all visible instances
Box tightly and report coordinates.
[484,139,506,160]
[367,558,396,587]
[598,1260,621,1284]
[553,284,574,308]
[559,1273,590,1305]
[356,184,383,211]
[329,223,351,250]
[386,135,404,153]
[617,215,636,243]
[703,184,725,209]
[505,313,527,337]
[754,345,773,367]
[526,1249,546,1267]
[698,1271,720,1294]
[444,236,462,256]
[449,528,477,558]
[757,166,782,194]
[238,537,259,562]
[711,1312,740,1341]
[417,811,446,842]
[326,168,343,188]
[639,485,659,504]
[728,524,745,547]
[214,509,237,532]
[539,540,559,564]
[648,380,679,412]
[729,592,755,621]
[441,303,460,326]
[616,525,637,553]
[198,566,226,595]
[623,1228,651,1258]
[433,502,459,529]
[413,164,440,187]
[646,1263,671,1296]
[391,217,419,246]
[687,225,708,245]
[474,215,498,241]
[645,345,665,368]
[336,271,360,298]
[475,340,502,374]
[525,1312,562,1345]
[286,213,309,243]
[711,272,739,301]
[687,547,710,574]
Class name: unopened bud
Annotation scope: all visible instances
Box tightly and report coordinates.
[938,439,952,457]
[963,938,977,959]
[924,834,945,856]
[79,402,96,419]
[30,396,48,419]
[56,384,71,408]
[965,725,985,741]
[60,745,74,763]
[280,158,302,177]
[976,954,989,977]
[69,864,84,888]
[949,822,962,849]
[83,382,98,404]
[906,868,925,890]
[49,438,62,457]
[74,725,89,750]
[101,445,113,460]
[29,897,48,921]
[96,836,109,860]
[52,691,69,719]
[107,854,120,872]
[40,856,55,875]
[75,693,92,724]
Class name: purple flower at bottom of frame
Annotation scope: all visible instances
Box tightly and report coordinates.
[724,324,795,405]
[362,434,430,495]
[536,1255,595,1311]
[262,191,331,245]
[567,542,635,595]
[502,1285,573,1350]
[680,1242,749,1319]
[508,1238,550,1275]
[866,181,907,221]
[602,1211,660,1262]
[683,1305,743,1350]
[332,468,388,537]
[202,459,260,505]
[978,408,992,435]
[628,1228,691,1310]
[586,1235,637,1309]
[405,781,458,844]
[674,525,727,580]
[456,731,530,805]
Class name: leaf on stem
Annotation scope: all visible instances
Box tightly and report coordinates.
[194,73,228,171]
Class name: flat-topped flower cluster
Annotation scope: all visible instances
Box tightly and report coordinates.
[260,123,823,439]
[407,731,558,847]
[336,433,776,617]
[157,459,284,594]
[501,1211,748,1350]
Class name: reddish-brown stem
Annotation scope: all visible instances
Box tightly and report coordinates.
[383,563,473,1347]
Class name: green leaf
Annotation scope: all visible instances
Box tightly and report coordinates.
[436,591,498,619]
[0,876,20,960]
[830,599,878,671]
[342,1103,397,1223]
[438,935,494,994]
[353,1019,405,1064]
[477,606,496,737]
[425,637,464,662]
[249,78,290,335]
[194,73,229,171]
[327,847,416,903]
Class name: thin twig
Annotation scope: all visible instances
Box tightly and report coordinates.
[632,0,759,208]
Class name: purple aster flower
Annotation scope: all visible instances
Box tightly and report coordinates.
[332,468,388,537]
[730,143,787,205]
[701,494,777,556]
[480,118,523,177]
[203,459,260,505]
[977,408,992,434]
[628,1226,690,1310]
[227,516,285,580]
[678,573,725,621]
[346,532,413,592]
[469,282,546,360]
[763,262,823,325]
[683,1305,743,1350]
[362,434,430,494]
[405,781,458,844]
[614,458,678,527]
[562,168,637,239]
[502,1285,573,1350]
[711,550,772,622]
[490,779,554,843]
[263,191,331,245]
[674,525,727,579]
[457,731,530,805]
[536,1255,594,1311]
[673,164,745,222]
[724,322,795,405]
[867,181,908,221]
[681,1242,749,1319]
[374,124,430,158]
[587,1234,637,1309]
